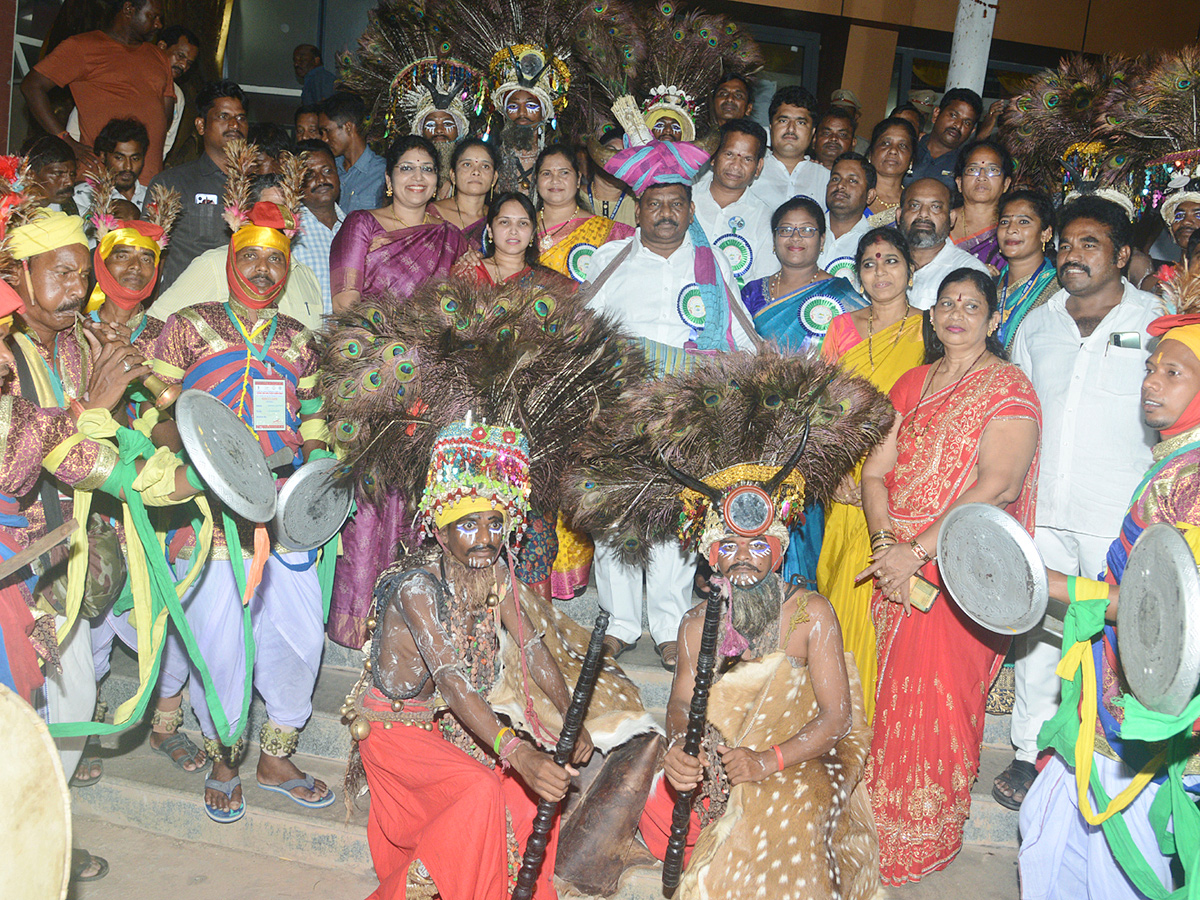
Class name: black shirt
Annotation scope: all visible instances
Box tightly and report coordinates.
[145,152,230,290]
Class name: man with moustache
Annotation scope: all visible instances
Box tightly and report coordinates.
[712,73,755,129]
[899,177,988,309]
[1017,276,1200,898]
[692,119,778,289]
[999,196,1160,811]
[907,88,982,190]
[74,119,149,222]
[23,137,78,213]
[812,107,857,170]
[319,92,385,214]
[818,152,876,284]
[146,80,249,289]
[747,85,828,212]
[151,190,332,823]
[291,139,343,317]
[584,143,757,671]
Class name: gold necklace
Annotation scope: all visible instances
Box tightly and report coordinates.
[866,303,912,370]
[538,207,579,251]
[770,268,820,299]
[912,348,988,435]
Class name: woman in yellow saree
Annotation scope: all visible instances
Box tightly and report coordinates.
[816,227,925,718]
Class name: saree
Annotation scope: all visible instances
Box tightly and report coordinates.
[956,226,1003,270]
[867,362,1041,885]
[538,214,633,284]
[815,312,925,721]
[329,210,468,302]
[997,258,1058,351]
[742,275,867,352]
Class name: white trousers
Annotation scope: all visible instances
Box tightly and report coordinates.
[44,618,96,777]
[593,538,697,646]
[1010,527,1113,762]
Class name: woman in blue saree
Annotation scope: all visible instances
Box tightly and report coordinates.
[741,195,867,353]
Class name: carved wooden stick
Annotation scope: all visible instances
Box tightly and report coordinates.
[511,608,611,900]
[662,585,724,895]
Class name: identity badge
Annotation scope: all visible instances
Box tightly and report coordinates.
[252,378,287,431]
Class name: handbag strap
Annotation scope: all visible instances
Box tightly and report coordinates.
[9,337,67,565]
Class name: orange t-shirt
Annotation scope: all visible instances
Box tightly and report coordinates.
[34,31,173,184]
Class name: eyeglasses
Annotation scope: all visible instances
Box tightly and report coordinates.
[774,225,819,238]
[963,165,1004,178]
[394,164,436,175]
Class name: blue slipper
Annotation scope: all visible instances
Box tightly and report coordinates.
[257,773,335,809]
[204,776,245,823]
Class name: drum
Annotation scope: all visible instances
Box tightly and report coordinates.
[0,684,71,899]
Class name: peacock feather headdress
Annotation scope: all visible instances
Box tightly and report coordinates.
[563,348,894,566]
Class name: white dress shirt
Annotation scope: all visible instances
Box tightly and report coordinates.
[747,152,830,211]
[584,230,756,351]
[909,241,990,310]
[1010,280,1159,536]
[818,212,873,285]
[73,181,148,242]
[692,172,779,288]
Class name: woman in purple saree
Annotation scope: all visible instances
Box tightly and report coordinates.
[327,135,469,648]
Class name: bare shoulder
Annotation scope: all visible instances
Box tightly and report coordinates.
[780,589,841,657]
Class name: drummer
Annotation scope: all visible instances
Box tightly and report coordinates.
[150,179,334,823]
[1018,294,1200,900]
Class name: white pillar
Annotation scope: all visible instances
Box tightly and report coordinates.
[946,0,998,97]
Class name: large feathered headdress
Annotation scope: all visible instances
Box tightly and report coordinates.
[319,276,648,528]
[338,2,487,142]
[563,349,894,566]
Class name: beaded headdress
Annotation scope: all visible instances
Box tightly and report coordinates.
[416,419,532,540]
[564,348,894,567]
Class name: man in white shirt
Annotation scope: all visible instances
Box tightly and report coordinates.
[747,85,829,210]
[900,177,989,309]
[584,142,758,671]
[818,151,876,284]
[1003,195,1159,810]
[73,118,148,224]
[693,118,778,289]
[291,139,344,317]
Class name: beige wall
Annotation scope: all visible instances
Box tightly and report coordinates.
[740,0,1198,54]
[840,25,898,137]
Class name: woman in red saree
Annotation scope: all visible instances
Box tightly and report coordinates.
[858,267,1041,884]
[329,134,468,314]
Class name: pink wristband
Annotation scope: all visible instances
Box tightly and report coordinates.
[772,744,785,772]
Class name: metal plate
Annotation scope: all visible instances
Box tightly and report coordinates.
[1117,523,1200,717]
[175,389,277,523]
[273,456,354,552]
[936,503,1049,634]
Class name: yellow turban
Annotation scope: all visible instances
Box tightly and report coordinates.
[1163,325,1200,366]
[433,496,506,530]
[8,209,88,261]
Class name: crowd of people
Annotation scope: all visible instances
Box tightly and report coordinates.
[4,0,1200,898]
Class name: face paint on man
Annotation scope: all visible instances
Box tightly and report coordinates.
[441,510,506,568]
[714,535,774,587]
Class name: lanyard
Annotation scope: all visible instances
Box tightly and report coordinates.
[224,303,280,425]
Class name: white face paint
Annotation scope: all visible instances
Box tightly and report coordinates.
[446,512,506,567]
[717,538,772,586]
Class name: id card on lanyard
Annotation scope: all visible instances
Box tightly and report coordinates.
[252,366,287,431]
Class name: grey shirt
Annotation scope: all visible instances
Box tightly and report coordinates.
[145,153,230,290]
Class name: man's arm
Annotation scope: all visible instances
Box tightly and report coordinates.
[21,69,97,167]
[661,605,706,791]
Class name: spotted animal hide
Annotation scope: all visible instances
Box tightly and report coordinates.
[680,651,881,900]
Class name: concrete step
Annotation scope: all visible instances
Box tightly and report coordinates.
[70,736,374,874]
[965,746,1020,848]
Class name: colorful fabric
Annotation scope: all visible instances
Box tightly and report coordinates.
[742,275,868,353]
[512,511,558,585]
[1153,325,1200,438]
[358,685,560,900]
[549,513,591,600]
[329,210,467,301]
[603,140,710,196]
[997,259,1058,351]
[868,362,1041,884]
[226,203,295,310]
[956,226,1004,270]
[8,209,88,260]
[89,221,164,312]
[0,281,23,319]
[685,222,734,353]
[537,214,633,283]
[815,312,925,720]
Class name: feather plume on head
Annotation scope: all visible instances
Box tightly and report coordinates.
[563,348,894,567]
[221,139,303,239]
[320,275,648,529]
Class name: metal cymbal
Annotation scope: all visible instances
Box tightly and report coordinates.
[273,456,354,552]
[1117,523,1200,717]
[936,503,1050,635]
[175,389,277,523]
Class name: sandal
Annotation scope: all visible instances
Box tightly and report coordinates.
[71,848,109,882]
[257,773,336,810]
[991,759,1038,811]
[601,635,635,660]
[71,737,103,788]
[655,641,678,673]
[204,776,246,823]
[152,731,208,773]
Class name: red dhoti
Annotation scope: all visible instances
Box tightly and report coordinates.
[358,703,560,900]
[638,771,704,869]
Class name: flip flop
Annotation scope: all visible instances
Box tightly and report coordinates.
[71,849,109,882]
[655,641,678,673]
[601,635,635,660]
[152,731,208,773]
[70,754,103,788]
[257,774,336,809]
[204,776,246,823]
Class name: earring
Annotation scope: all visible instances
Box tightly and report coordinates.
[385,180,393,198]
